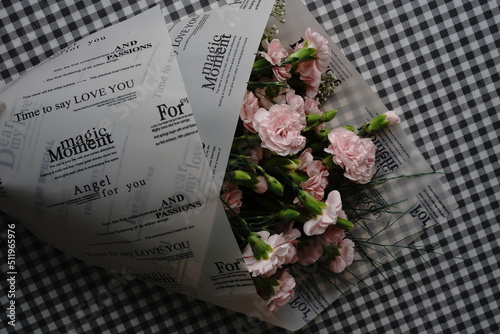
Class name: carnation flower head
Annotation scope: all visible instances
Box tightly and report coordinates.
[324,127,376,184]
[297,153,329,201]
[297,148,314,171]
[384,110,401,126]
[260,39,288,66]
[285,89,305,118]
[252,104,306,156]
[248,146,264,164]
[303,190,346,236]
[230,170,268,194]
[290,28,331,97]
[328,238,355,274]
[221,181,243,216]
[296,28,331,72]
[243,231,298,277]
[321,225,346,246]
[253,175,268,194]
[362,111,401,134]
[272,64,292,82]
[266,269,296,312]
[298,155,327,176]
[304,97,321,115]
[282,228,301,264]
[300,164,329,201]
[296,60,322,98]
[240,90,260,133]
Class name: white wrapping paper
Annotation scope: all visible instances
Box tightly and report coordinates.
[0,6,247,299]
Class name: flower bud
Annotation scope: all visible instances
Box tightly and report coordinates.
[363,114,388,133]
[297,189,326,216]
[265,174,284,197]
[289,172,308,184]
[231,170,252,182]
[305,114,321,124]
[383,110,400,126]
[335,217,354,230]
[278,209,300,220]
[248,232,273,260]
[262,157,298,173]
[230,170,268,193]
[342,125,356,133]
[321,109,337,122]
[362,111,400,134]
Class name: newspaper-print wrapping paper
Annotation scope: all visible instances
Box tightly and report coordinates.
[0,4,256,312]
[0,1,455,332]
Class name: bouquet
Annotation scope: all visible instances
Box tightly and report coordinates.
[220,8,402,312]
[0,0,455,331]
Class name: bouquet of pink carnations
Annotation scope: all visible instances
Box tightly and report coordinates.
[220,14,401,312]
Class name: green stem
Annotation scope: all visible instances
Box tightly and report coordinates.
[356,240,466,260]
[230,154,266,174]
[247,81,288,89]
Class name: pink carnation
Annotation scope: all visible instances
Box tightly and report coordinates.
[384,110,400,126]
[285,89,305,119]
[300,164,329,201]
[260,39,288,66]
[240,90,260,133]
[243,231,297,277]
[248,146,264,164]
[252,105,306,156]
[272,64,292,82]
[303,190,346,236]
[297,148,314,170]
[294,153,329,203]
[321,225,346,246]
[293,28,331,97]
[253,175,268,194]
[297,237,323,266]
[221,182,243,216]
[324,127,376,184]
[297,152,329,200]
[304,97,321,115]
[296,60,322,98]
[266,269,296,312]
[282,228,301,265]
[301,28,331,72]
[328,239,355,274]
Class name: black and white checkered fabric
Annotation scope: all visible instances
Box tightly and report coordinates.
[1,0,499,333]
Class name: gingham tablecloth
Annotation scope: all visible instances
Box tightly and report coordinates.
[1,1,499,333]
